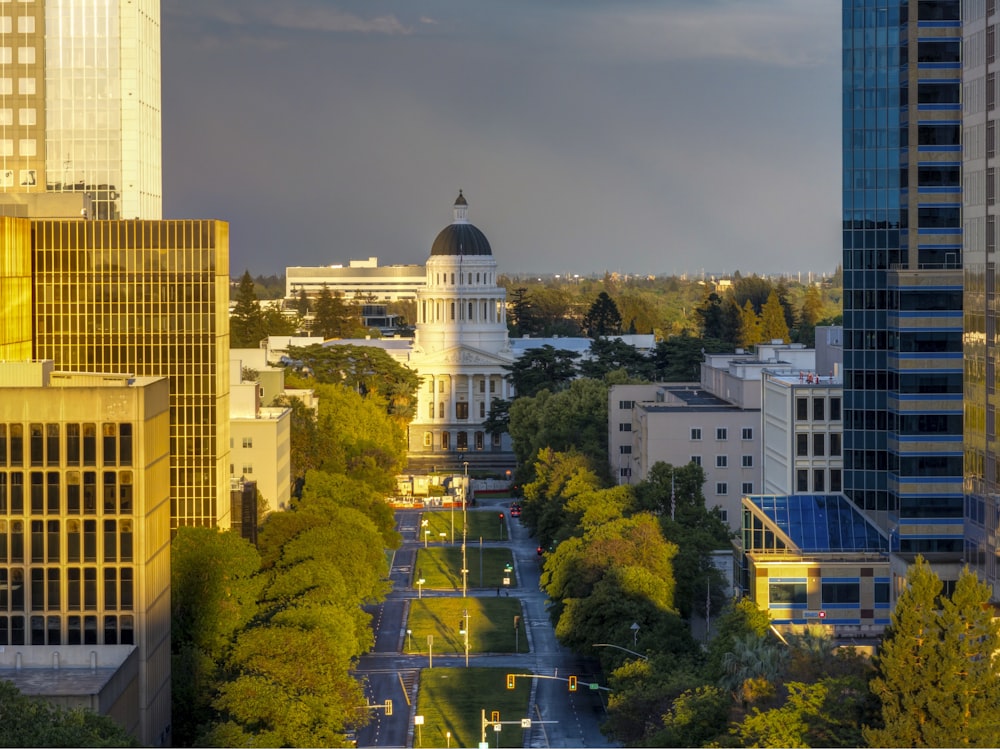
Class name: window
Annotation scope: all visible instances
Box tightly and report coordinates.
[690,456,701,466]
[830,433,842,456]
[742,427,753,440]
[619,400,635,409]
[475,431,484,450]
[716,482,728,495]
[796,398,808,420]
[242,465,253,475]
[619,423,632,432]
[796,433,808,456]
[813,398,825,421]
[813,469,825,492]
[822,582,859,605]
[716,428,728,440]
[797,469,808,492]
[620,445,632,454]
[830,397,841,421]
[15,15,32,33]
[428,403,434,419]
[813,433,825,456]
[620,467,631,478]
[769,582,807,605]
[423,432,432,447]
[17,138,34,156]
[456,402,469,420]
[874,581,890,605]
[16,77,33,95]
[438,402,444,418]
[242,437,253,448]
[742,482,754,494]
[719,509,728,523]
[690,428,702,440]
[438,380,445,393]
[716,455,728,468]
[15,47,32,65]
[830,469,842,492]
[441,432,450,450]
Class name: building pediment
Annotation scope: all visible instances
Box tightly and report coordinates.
[414,345,514,368]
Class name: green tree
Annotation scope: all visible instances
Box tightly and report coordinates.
[582,291,623,338]
[170,528,264,747]
[312,286,364,339]
[508,287,543,337]
[293,288,310,316]
[0,680,138,747]
[759,290,790,343]
[797,285,825,346]
[737,299,762,349]
[503,344,580,399]
[230,270,269,348]
[482,398,511,439]
[285,343,421,424]
[704,597,772,683]
[578,337,655,381]
[866,559,1000,747]
[648,684,731,748]
[508,378,610,475]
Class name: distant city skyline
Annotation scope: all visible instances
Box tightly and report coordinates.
[161,1,841,277]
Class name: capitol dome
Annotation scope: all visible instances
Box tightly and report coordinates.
[430,190,493,257]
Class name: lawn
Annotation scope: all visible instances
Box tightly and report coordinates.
[414,667,530,749]
[405,597,527,654]
[420,507,514,543]
[414,546,516,590]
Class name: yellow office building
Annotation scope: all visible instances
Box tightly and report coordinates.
[0,218,31,359]
[32,219,231,529]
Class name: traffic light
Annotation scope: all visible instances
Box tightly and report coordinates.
[506,673,516,689]
[499,512,505,520]
[491,710,500,723]
[459,620,466,634]
[568,675,578,692]
[384,699,392,716]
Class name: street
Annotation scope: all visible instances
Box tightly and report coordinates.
[355,497,615,748]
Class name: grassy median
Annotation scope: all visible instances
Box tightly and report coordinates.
[415,667,530,749]
[414,546,517,591]
[405,597,527,654]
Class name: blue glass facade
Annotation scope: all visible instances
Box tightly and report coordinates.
[843,0,964,557]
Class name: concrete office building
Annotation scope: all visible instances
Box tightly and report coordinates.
[0,1,161,220]
[842,0,965,578]
[286,257,425,302]
[31,218,231,530]
[0,360,171,746]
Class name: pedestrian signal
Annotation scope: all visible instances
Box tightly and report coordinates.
[506,674,516,689]
[568,675,578,692]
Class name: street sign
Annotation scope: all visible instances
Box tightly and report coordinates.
[521,718,532,728]
[414,715,424,726]
[503,576,511,586]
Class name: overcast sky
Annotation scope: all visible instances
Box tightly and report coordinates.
[161,1,841,279]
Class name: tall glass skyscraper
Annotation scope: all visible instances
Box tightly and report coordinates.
[842,0,965,572]
[963,1,1000,596]
[0,1,160,220]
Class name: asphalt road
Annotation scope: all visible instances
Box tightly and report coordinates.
[355,499,615,748]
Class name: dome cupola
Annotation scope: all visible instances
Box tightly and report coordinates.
[430,190,492,256]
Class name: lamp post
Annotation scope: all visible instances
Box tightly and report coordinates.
[460,609,470,667]
[461,461,469,598]
[421,518,429,548]
[417,577,425,599]
[406,628,412,651]
[630,622,640,647]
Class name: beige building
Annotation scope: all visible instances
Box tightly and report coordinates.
[0,360,171,745]
[229,351,292,514]
[286,256,425,302]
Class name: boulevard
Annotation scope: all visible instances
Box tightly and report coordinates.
[355,497,614,748]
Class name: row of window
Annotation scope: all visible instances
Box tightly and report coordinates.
[0,423,134,468]
[796,432,843,457]
[428,378,501,394]
[796,468,844,493]
[0,519,133,564]
[0,471,134,515]
[422,431,501,451]
[430,401,488,420]
[0,566,133,612]
[688,427,754,441]
[0,614,134,648]
[769,580,889,607]
[711,482,754,496]
[434,271,495,286]
[796,397,842,422]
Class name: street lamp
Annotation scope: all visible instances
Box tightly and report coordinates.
[630,622,640,647]
[460,609,470,667]
[406,628,412,651]
[417,577,425,599]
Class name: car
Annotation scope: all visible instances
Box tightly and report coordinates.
[536,546,544,556]
[511,507,521,518]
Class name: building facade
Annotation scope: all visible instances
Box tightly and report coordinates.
[31,219,231,529]
[842,0,965,568]
[406,192,516,466]
[286,257,425,302]
[963,1,1000,595]
[0,1,161,220]
[0,360,171,746]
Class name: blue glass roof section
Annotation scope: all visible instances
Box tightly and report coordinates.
[748,494,887,553]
